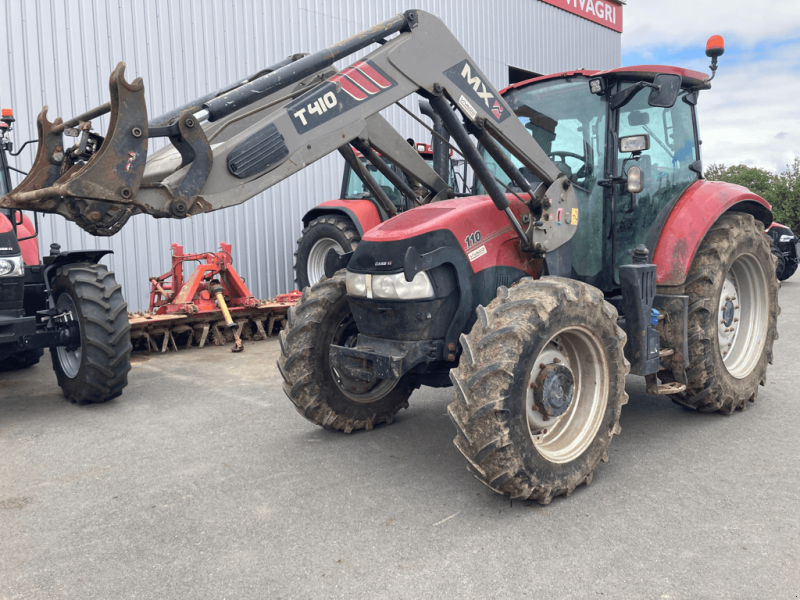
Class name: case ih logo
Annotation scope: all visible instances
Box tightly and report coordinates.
[444,60,511,123]
[287,60,396,134]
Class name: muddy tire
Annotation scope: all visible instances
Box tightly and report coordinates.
[1,348,43,371]
[278,271,413,433]
[448,277,629,504]
[294,216,360,290]
[670,212,779,414]
[50,263,132,404]
[770,240,786,279]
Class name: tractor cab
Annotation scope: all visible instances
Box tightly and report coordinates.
[486,65,709,292]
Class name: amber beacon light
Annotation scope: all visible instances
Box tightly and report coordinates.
[704,35,725,83]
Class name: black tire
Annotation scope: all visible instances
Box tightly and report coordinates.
[0,348,43,371]
[448,277,629,504]
[294,216,360,290]
[770,239,786,279]
[278,271,413,433]
[669,212,779,414]
[778,261,797,281]
[49,263,132,404]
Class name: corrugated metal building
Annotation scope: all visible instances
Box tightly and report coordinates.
[0,0,621,311]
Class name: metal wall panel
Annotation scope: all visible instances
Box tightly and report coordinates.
[0,0,620,311]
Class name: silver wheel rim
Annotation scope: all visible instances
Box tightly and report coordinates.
[308,238,344,286]
[526,329,609,464]
[55,293,81,379]
[718,253,769,378]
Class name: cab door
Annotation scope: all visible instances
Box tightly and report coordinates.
[609,84,701,282]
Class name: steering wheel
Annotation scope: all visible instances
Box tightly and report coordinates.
[548,151,591,179]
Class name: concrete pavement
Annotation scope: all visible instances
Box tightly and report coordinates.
[1,282,798,599]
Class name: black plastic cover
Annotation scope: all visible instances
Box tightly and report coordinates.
[227,123,289,179]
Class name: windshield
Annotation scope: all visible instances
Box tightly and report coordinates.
[481,77,608,278]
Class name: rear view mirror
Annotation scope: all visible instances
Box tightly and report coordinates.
[648,73,682,108]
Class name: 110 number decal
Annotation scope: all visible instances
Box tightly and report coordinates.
[465,230,482,248]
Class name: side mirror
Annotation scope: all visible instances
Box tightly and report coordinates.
[619,134,650,153]
[626,166,643,194]
[648,73,682,108]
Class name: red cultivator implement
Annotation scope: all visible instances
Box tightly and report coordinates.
[128,242,300,353]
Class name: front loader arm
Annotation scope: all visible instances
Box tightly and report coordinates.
[1,9,578,253]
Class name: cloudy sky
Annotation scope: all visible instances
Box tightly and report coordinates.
[621,0,800,173]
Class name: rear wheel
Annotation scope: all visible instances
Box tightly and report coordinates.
[448,277,629,504]
[294,216,360,290]
[671,212,779,414]
[278,271,413,433]
[50,263,132,404]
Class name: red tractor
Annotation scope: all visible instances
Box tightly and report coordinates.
[278,32,780,503]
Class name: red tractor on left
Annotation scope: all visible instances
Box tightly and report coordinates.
[0,108,131,403]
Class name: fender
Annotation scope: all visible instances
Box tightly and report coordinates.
[302,199,384,237]
[653,180,773,286]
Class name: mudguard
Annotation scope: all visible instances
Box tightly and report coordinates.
[652,180,772,286]
[302,199,384,236]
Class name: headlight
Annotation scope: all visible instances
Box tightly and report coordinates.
[779,234,794,243]
[0,255,24,277]
[346,270,435,300]
[345,272,368,297]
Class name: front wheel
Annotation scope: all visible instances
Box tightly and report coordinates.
[448,277,629,504]
[278,271,412,433]
[50,263,132,404]
[670,212,779,413]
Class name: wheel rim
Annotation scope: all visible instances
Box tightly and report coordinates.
[526,328,609,464]
[329,313,398,403]
[55,293,81,379]
[308,238,344,286]
[718,253,769,378]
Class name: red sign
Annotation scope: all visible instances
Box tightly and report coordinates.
[540,0,623,33]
